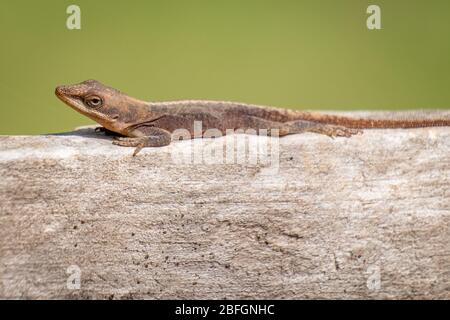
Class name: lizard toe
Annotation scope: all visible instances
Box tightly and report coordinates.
[112,140,139,147]
[133,144,145,157]
[113,137,137,142]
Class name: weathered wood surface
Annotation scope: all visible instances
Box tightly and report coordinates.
[0,111,449,299]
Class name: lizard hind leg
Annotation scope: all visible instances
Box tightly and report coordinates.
[285,120,362,138]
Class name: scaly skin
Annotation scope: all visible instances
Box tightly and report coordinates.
[55,80,450,156]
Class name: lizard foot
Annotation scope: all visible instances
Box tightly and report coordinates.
[321,125,363,138]
[112,137,147,156]
[286,120,363,138]
[112,137,142,144]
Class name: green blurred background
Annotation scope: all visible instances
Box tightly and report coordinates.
[1,0,449,134]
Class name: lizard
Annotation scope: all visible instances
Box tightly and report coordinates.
[55,79,450,156]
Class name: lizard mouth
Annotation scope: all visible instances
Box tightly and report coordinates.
[55,85,100,118]
[54,85,66,100]
[55,84,121,131]
[55,85,99,116]
[55,85,83,108]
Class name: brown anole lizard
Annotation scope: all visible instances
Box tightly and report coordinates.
[55,80,450,156]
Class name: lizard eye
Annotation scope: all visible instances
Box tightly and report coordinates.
[85,95,103,108]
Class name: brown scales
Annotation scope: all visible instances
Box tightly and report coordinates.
[55,79,450,156]
[293,113,450,129]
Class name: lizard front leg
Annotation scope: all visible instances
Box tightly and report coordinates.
[112,127,172,156]
[285,120,362,138]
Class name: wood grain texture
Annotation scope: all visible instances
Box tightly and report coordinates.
[0,112,449,299]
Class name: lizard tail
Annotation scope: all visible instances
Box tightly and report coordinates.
[291,112,450,129]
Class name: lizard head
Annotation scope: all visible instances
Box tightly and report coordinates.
[55,79,144,134]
